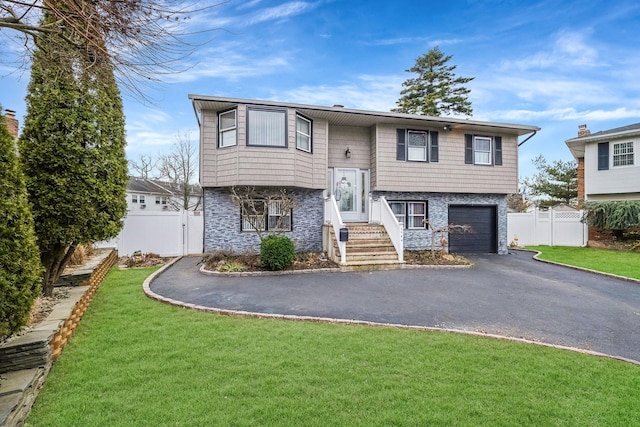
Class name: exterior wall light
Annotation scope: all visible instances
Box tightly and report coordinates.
[345,147,351,158]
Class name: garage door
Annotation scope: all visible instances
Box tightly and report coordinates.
[448,205,497,253]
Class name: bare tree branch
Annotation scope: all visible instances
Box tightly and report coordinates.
[0,0,226,98]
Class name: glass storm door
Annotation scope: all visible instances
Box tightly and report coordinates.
[333,168,368,221]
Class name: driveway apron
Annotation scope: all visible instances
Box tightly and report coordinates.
[150,252,640,362]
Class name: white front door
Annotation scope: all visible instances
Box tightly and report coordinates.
[332,168,369,222]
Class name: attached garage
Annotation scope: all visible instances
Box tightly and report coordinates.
[448,205,497,253]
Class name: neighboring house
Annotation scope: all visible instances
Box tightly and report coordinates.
[189,95,539,261]
[2,109,19,139]
[127,177,202,212]
[566,124,640,204]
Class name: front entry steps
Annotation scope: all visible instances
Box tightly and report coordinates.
[327,223,404,270]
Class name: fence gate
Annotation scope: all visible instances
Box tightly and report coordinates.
[507,208,587,247]
[96,210,204,257]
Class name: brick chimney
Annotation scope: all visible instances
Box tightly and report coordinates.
[577,124,590,137]
[3,109,19,139]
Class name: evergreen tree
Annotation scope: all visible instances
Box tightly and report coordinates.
[523,155,578,208]
[19,13,128,296]
[393,46,474,117]
[0,108,43,337]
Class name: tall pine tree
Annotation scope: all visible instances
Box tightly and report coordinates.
[0,108,42,337]
[19,12,128,296]
[393,46,474,117]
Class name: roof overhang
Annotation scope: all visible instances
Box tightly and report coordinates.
[189,95,540,137]
[565,126,640,160]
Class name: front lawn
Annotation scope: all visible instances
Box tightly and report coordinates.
[26,267,640,426]
[526,245,640,280]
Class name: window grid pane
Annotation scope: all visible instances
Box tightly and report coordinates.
[390,202,406,226]
[613,142,634,166]
[249,109,286,147]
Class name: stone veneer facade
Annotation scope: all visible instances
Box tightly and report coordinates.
[205,187,508,255]
[373,191,509,254]
[203,187,325,253]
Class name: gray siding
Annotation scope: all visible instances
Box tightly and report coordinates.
[374,125,518,194]
[203,187,324,253]
[374,191,509,254]
[200,107,327,189]
[327,125,372,170]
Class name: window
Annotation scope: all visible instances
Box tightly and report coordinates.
[296,115,312,152]
[241,200,292,232]
[465,134,503,166]
[218,109,237,148]
[389,201,427,229]
[474,137,492,165]
[408,131,427,161]
[396,129,439,162]
[155,196,169,205]
[139,195,145,204]
[248,108,287,147]
[613,142,634,166]
[132,194,138,203]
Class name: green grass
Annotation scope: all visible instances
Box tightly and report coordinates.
[527,245,640,280]
[26,267,640,426]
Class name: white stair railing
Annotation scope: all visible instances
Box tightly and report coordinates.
[369,196,404,262]
[324,195,347,265]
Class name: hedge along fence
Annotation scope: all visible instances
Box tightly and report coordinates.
[49,249,118,360]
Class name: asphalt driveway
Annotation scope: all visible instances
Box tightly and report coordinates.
[150,251,640,363]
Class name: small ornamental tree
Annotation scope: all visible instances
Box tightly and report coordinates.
[19,13,128,296]
[393,46,474,117]
[583,201,640,239]
[0,110,43,338]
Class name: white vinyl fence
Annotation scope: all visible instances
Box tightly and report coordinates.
[97,210,203,257]
[507,208,588,247]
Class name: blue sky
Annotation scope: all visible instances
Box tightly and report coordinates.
[2,0,640,179]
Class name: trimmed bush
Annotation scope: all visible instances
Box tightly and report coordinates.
[260,234,295,271]
[0,111,43,338]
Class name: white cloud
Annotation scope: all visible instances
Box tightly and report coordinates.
[280,74,404,111]
[244,1,317,26]
[500,30,599,71]
[483,107,640,123]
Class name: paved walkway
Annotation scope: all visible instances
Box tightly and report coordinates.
[149,252,640,363]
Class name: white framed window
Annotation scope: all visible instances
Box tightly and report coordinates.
[218,109,237,148]
[613,142,634,167]
[248,108,286,147]
[407,202,426,229]
[296,115,312,152]
[241,200,292,232]
[389,201,427,229]
[132,194,138,203]
[474,137,492,165]
[139,195,145,204]
[407,130,427,161]
[155,196,169,205]
[267,200,292,231]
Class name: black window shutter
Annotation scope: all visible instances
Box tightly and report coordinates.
[494,136,502,166]
[430,131,439,162]
[465,134,473,164]
[598,142,609,170]
[396,129,406,161]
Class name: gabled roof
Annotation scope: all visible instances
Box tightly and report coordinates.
[565,122,640,159]
[127,177,202,197]
[189,95,540,137]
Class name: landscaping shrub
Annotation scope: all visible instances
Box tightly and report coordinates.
[0,111,43,338]
[260,234,295,271]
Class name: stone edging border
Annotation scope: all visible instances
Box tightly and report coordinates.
[512,248,640,285]
[198,261,473,277]
[143,257,639,366]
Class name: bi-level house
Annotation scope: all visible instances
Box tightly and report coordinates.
[566,124,640,205]
[190,95,539,265]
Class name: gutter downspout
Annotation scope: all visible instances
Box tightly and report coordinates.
[518,130,537,147]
